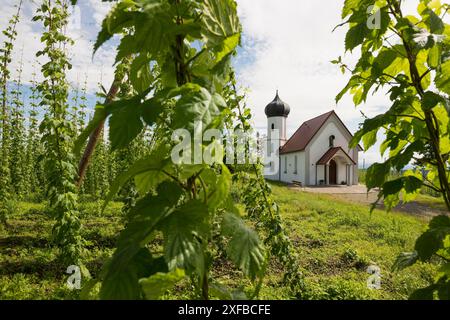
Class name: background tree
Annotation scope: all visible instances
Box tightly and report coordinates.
[26,66,45,199]
[0,0,23,224]
[335,0,450,299]
[34,0,83,265]
[9,48,27,199]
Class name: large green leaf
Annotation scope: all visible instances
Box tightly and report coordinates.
[199,165,231,210]
[221,212,266,280]
[345,22,368,52]
[420,8,444,34]
[427,45,441,68]
[100,182,183,300]
[109,98,144,151]
[415,215,450,261]
[366,162,390,190]
[201,0,241,51]
[422,91,445,111]
[139,269,185,300]
[161,200,210,273]
[372,48,398,78]
[409,284,436,300]
[172,86,227,135]
[100,249,167,300]
[75,96,142,155]
[130,53,153,94]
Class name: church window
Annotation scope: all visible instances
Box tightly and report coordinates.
[294,155,298,174]
[284,157,287,174]
[271,123,275,130]
[329,135,335,147]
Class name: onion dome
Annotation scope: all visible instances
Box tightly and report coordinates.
[265,90,290,118]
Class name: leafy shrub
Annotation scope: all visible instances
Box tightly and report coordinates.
[341,248,359,264]
[0,199,19,225]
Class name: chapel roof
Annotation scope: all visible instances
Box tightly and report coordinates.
[279,110,363,154]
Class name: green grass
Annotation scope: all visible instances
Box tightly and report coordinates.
[0,184,440,300]
[268,183,437,300]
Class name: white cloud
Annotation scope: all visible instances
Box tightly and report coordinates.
[235,0,429,166]
[0,0,115,92]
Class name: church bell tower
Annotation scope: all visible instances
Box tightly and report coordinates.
[264,91,290,178]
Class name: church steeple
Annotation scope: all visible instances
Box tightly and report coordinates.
[265,91,291,118]
[265,90,289,150]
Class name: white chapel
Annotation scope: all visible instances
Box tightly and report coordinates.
[264,92,362,186]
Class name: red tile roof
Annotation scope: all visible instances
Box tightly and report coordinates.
[316,147,356,165]
[279,110,362,154]
[280,111,333,154]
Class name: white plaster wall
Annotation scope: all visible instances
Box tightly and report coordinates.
[316,165,325,184]
[264,137,280,181]
[307,115,358,185]
[265,116,287,181]
[267,116,287,146]
[280,152,305,184]
[336,159,347,185]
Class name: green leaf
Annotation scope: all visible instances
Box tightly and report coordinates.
[362,130,378,150]
[139,269,185,300]
[342,0,362,18]
[372,48,398,77]
[104,146,172,208]
[422,91,445,110]
[100,249,166,300]
[366,162,390,190]
[421,8,444,34]
[141,97,164,126]
[409,285,436,300]
[201,0,241,49]
[214,33,240,64]
[161,200,210,273]
[436,59,450,95]
[336,75,361,103]
[100,182,183,300]
[345,22,368,52]
[221,212,266,280]
[130,54,153,94]
[199,165,231,210]
[94,1,136,54]
[109,99,144,151]
[415,215,450,261]
[172,87,227,135]
[427,45,441,68]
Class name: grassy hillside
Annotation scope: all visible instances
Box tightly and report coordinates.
[0,184,439,300]
[268,183,436,299]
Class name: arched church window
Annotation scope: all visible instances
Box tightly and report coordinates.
[329,135,335,147]
[271,123,275,130]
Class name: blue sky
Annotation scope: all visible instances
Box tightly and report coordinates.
[1,0,447,167]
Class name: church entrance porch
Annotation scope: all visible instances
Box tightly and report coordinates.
[315,147,356,186]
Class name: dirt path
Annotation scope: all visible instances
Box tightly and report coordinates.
[291,184,449,219]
